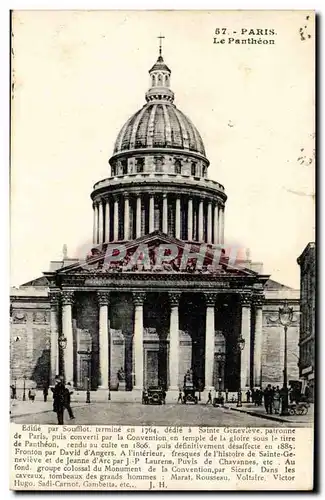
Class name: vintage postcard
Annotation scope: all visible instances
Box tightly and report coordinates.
[10,10,315,491]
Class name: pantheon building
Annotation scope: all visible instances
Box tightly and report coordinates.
[10,47,300,401]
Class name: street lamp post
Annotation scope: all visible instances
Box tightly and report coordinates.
[216,351,226,397]
[22,375,26,402]
[236,336,245,407]
[279,301,293,416]
[86,348,91,404]
[58,336,67,380]
[108,333,111,402]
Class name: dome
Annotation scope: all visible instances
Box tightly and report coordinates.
[112,49,206,158]
[113,102,206,156]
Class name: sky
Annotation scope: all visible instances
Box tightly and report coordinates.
[10,10,315,289]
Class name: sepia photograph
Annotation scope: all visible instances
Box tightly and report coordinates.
[9,9,315,491]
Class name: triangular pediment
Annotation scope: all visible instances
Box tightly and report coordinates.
[49,231,262,278]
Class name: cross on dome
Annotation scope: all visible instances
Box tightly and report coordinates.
[158,34,165,56]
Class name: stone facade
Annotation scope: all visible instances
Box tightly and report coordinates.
[10,287,51,388]
[261,282,300,386]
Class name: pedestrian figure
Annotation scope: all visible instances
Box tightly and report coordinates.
[51,376,66,425]
[264,384,274,414]
[304,382,312,403]
[246,389,251,403]
[10,384,17,400]
[28,389,31,401]
[29,387,36,402]
[206,391,212,405]
[177,389,183,403]
[258,389,263,406]
[273,386,281,414]
[289,385,294,403]
[64,383,75,420]
[43,385,48,402]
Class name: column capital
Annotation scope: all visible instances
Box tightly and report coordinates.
[204,293,218,306]
[61,291,74,306]
[169,292,182,307]
[163,193,168,199]
[49,291,61,307]
[133,292,146,306]
[97,291,110,307]
[239,292,252,307]
[253,295,264,308]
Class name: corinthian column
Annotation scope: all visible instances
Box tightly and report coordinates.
[175,197,181,239]
[149,196,155,233]
[133,293,145,392]
[188,198,193,241]
[162,194,168,234]
[114,197,119,241]
[50,292,60,384]
[124,195,130,240]
[240,294,252,390]
[136,195,141,238]
[198,199,204,241]
[168,293,181,395]
[219,206,225,244]
[92,204,97,244]
[98,200,104,244]
[213,204,219,244]
[204,294,217,392]
[105,200,110,243]
[253,296,264,388]
[207,202,212,244]
[97,292,110,389]
[62,291,74,385]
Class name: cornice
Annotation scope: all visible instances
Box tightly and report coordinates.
[109,147,210,167]
[91,175,227,203]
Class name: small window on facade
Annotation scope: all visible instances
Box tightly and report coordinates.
[155,157,163,172]
[111,165,116,176]
[202,166,207,177]
[136,158,144,173]
[158,74,162,85]
[121,160,128,175]
[175,160,182,175]
[191,162,197,176]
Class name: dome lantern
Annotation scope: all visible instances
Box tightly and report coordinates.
[146,36,174,103]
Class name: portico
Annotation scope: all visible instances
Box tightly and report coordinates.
[47,240,267,402]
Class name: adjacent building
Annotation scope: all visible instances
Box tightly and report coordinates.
[297,242,315,400]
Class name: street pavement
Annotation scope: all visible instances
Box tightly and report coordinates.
[225,402,314,426]
[10,400,313,427]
